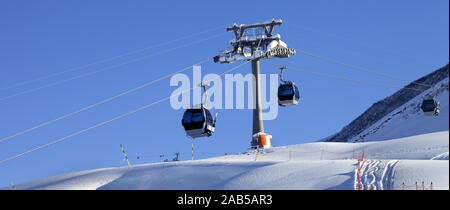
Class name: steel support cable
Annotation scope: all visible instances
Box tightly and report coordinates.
[0,58,210,144]
[295,49,440,89]
[0,61,250,165]
[0,33,226,102]
[286,21,422,62]
[0,24,227,91]
[263,60,425,92]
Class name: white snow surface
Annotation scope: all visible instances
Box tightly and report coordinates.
[4,131,448,190]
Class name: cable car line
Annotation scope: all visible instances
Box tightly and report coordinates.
[295,48,440,89]
[0,24,227,92]
[268,60,444,116]
[0,58,210,144]
[284,20,443,89]
[0,32,226,102]
[272,47,447,116]
[0,61,250,165]
[285,21,422,62]
[263,60,425,92]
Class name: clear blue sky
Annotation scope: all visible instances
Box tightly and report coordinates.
[0,0,448,187]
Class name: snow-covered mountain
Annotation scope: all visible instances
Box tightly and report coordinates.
[324,64,449,142]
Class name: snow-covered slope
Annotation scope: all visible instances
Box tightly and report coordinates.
[4,131,448,190]
[325,64,449,142]
[350,77,449,142]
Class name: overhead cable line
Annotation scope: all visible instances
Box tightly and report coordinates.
[286,21,420,62]
[0,33,226,102]
[295,49,438,89]
[0,58,210,144]
[0,24,226,91]
[285,21,441,89]
[263,60,425,92]
[0,61,250,165]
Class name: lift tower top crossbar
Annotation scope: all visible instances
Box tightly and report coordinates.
[214,18,295,149]
[214,18,295,64]
[226,19,283,40]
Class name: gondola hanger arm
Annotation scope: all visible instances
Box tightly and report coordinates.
[279,66,287,83]
[198,82,209,106]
